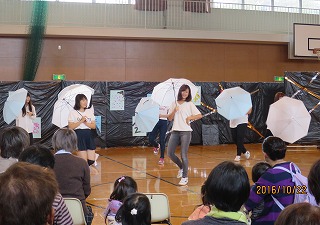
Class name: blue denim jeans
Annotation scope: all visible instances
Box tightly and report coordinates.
[148,119,168,158]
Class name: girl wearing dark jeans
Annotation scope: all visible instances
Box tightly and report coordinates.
[149,118,168,165]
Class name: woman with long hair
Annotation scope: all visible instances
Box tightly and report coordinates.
[16,92,36,145]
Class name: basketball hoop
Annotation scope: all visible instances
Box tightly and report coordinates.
[312,48,320,60]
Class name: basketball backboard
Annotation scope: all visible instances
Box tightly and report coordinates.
[293,23,320,59]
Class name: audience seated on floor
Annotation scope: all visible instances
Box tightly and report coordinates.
[0,162,58,225]
[182,161,250,225]
[0,126,30,173]
[52,128,94,225]
[19,144,74,225]
[115,193,151,225]
[274,202,320,225]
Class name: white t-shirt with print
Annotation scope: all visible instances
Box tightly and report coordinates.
[68,109,95,130]
[168,101,201,131]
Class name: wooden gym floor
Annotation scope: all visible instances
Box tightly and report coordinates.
[88,144,320,225]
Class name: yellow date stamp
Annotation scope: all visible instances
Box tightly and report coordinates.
[256,185,307,195]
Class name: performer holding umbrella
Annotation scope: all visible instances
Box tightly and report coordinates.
[167,84,202,186]
[68,94,97,171]
[16,92,36,145]
[215,86,252,162]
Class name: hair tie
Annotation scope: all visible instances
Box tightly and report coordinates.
[118,176,125,183]
[131,208,137,215]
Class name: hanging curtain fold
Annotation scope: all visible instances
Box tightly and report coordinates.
[23,0,48,81]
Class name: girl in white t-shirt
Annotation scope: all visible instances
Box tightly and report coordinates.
[68,94,96,168]
[167,84,202,186]
[16,92,36,145]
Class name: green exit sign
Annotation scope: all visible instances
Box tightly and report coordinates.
[53,74,66,80]
[274,76,284,82]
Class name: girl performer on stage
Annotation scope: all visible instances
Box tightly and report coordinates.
[230,108,251,162]
[68,94,96,168]
[167,84,202,186]
[16,92,36,145]
[149,105,169,165]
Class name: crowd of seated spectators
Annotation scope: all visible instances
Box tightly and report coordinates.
[0,126,319,225]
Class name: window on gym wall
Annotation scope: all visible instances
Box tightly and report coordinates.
[274,0,299,12]
[244,0,271,11]
[212,0,242,9]
[95,0,135,3]
[302,0,320,13]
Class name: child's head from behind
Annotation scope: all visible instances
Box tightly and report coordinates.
[115,193,151,225]
[262,136,287,162]
[204,161,250,212]
[252,162,271,183]
[110,176,138,202]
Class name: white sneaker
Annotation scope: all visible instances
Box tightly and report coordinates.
[94,153,99,166]
[234,156,241,162]
[177,169,183,178]
[244,151,250,160]
[179,177,188,186]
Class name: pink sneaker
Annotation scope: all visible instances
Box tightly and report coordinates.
[158,158,164,165]
[153,144,160,155]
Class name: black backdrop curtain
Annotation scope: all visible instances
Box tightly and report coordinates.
[7,79,320,148]
[285,72,320,145]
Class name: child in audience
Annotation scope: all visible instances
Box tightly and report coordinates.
[115,193,151,225]
[182,161,250,225]
[104,176,138,225]
[188,183,210,220]
[250,162,271,223]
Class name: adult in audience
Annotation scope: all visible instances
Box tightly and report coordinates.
[182,161,250,225]
[274,202,320,225]
[0,162,58,225]
[308,159,320,205]
[19,144,74,225]
[52,128,94,225]
[245,136,297,225]
[0,126,29,173]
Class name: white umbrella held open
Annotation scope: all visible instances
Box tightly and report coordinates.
[52,84,94,128]
[134,97,159,133]
[266,96,311,144]
[151,78,198,107]
[3,88,28,124]
[215,86,252,120]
